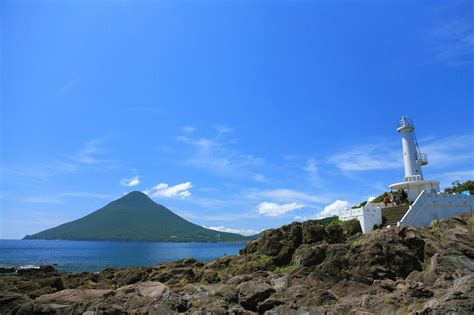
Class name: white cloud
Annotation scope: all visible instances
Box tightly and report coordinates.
[59,192,115,199]
[422,134,473,167]
[367,196,376,202]
[183,126,196,133]
[257,201,304,217]
[430,2,474,67]
[23,192,115,204]
[71,139,104,164]
[146,182,192,199]
[253,174,267,182]
[204,226,259,236]
[315,200,350,219]
[304,158,323,185]
[247,189,329,204]
[330,144,401,172]
[432,170,474,189]
[23,196,63,204]
[120,175,140,187]
[293,215,308,221]
[304,159,318,174]
[177,133,265,181]
[214,125,233,134]
[330,134,473,173]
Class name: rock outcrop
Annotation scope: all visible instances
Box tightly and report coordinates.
[1,213,473,314]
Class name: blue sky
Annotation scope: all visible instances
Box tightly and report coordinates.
[1,0,473,239]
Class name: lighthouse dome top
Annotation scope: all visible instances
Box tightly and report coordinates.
[397,116,414,132]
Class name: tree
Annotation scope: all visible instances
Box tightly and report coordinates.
[444,180,474,195]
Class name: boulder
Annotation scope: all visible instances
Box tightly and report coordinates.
[340,219,363,236]
[238,281,275,311]
[301,221,327,244]
[296,290,337,307]
[0,267,15,274]
[35,288,115,304]
[292,244,327,267]
[257,296,285,313]
[201,269,220,284]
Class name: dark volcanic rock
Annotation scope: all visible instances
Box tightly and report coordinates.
[292,244,327,267]
[302,220,327,244]
[1,212,473,314]
[340,218,363,236]
[0,267,15,274]
[238,281,275,311]
[257,296,285,313]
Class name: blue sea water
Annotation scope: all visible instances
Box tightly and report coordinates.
[0,240,246,272]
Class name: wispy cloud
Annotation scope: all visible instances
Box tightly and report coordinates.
[329,133,473,174]
[23,196,64,204]
[329,143,400,172]
[422,134,473,168]
[432,170,474,189]
[176,130,266,181]
[120,175,140,187]
[58,192,115,199]
[214,124,233,135]
[430,1,473,66]
[304,158,323,186]
[257,201,304,217]
[246,188,330,205]
[70,139,108,164]
[2,138,118,181]
[204,225,260,236]
[253,174,267,182]
[23,192,116,204]
[145,182,192,199]
[182,126,196,133]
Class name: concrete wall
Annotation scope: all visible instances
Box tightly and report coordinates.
[405,181,440,203]
[400,191,474,227]
[340,203,383,233]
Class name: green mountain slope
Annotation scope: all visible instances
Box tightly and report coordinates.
[24,191,254,242]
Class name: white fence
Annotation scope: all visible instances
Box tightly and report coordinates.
[400,191,473,227]
[340,203,383,233]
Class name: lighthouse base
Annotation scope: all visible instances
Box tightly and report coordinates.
[389,179,440,203]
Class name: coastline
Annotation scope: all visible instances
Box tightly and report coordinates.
[0,240,247,273]
[2,213,472,314]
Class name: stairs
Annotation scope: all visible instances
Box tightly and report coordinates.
[382,205,410,227]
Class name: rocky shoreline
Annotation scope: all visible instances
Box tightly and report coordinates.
[1,213,473,314]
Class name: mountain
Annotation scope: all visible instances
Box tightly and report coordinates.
[24,191,254,242]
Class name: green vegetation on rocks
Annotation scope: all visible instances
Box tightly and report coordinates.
[444,180,474,195]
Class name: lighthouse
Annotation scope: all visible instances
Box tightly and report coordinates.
[340,115,472,232]
[389,116,439,202]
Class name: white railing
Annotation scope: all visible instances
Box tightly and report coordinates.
[404,175,422,182]
[416,153,428,165]
[398,118,413,129]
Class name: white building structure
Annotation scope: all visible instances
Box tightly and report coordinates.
[340,116,473,233]
[388,116,440,202]
[400,190,474,227]
[340,202,382,233]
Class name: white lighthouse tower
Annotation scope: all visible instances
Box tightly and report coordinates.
[389,116,440,202]
[340,115,472,232]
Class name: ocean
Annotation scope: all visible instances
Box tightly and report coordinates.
[0,239,247,272]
